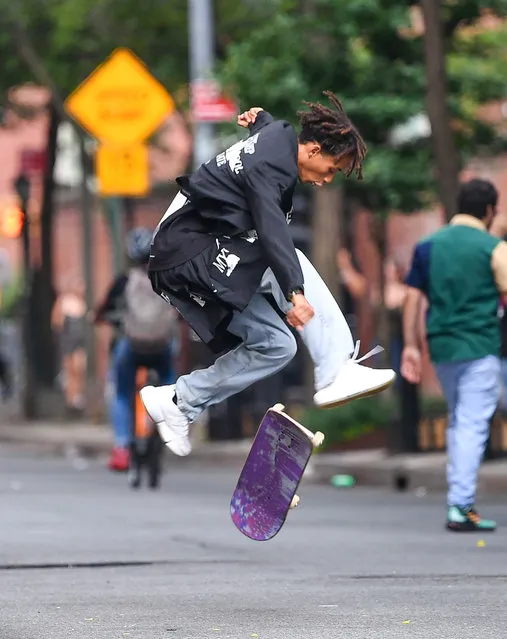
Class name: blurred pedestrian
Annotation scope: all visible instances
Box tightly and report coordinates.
[337,248,408,379]
[401,179,506,532]
[52,278,87,414]
[384,258,408,383]
[96,228,177,472]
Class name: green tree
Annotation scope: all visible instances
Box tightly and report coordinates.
[220,1,506,402]
[0,0,272,101]
[220,0,507,214]
[0,0,274,416]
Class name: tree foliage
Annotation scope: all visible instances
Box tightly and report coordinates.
[0,0,271,104]
[1,0,506,214]
[220,0,507,213]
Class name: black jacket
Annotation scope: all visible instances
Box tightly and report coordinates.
[149,111,304,299]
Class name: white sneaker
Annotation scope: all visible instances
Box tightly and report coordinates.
[313,342,396,408]
[140,384,191,456]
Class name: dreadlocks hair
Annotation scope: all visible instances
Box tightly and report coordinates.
[297,91,367,180]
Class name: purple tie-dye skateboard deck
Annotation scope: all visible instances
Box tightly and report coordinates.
[230,404,324,541]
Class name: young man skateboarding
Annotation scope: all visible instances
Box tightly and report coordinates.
[142,92,396,456]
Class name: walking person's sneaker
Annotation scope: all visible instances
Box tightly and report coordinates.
[446,505,497,532]
[140,384,191,456]
[108,446,130,472]
[313,342,396,408]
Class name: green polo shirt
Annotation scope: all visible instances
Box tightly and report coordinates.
[406,215,507,364]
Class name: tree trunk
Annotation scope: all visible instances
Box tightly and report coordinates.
[421,0,459,221]
[307,186,343,400]
[78,136,98,418]
[102,198,126,276]
[311,186,343,301]
[32,100,59,387]
[370,215,391,370]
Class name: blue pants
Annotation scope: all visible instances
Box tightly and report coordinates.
[499,358,507,411]
[111,337,175,448]
[434,355,500,508]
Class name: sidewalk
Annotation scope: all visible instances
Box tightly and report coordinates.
[313,449,507,495]
[2,420,507,494]
[0,420,253,468]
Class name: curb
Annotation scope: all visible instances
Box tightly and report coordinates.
[312,451,507,495]
[0,422,252,468]
[312,451,446,491]
[2,424,507,494]
[0,423,113,458]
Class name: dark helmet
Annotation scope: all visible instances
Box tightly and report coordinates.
[126,227,153,264]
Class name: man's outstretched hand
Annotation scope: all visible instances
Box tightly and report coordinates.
[237,107,264,128]
[401,345,422,384]
[286,293,315,331]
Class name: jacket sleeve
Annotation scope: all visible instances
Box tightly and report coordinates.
[244,161,304,299]
[405,241,430,296]
[94,274,127,326]
[248,111,275,135]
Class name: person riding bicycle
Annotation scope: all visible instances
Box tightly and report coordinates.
[95,227,178,471]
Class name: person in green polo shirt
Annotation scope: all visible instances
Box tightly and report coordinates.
[402,179,507,532]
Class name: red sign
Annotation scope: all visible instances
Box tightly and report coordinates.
[191,80,237,122]
[20,150,47,177]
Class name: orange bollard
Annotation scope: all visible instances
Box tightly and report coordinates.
[135,367,150,438]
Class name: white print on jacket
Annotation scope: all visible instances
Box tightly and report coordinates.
[189,292,206,307]
[213,242,241,277]
[241,205,291,246]
[216,134,259,175]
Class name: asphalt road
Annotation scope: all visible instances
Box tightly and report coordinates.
[2,445,507,639]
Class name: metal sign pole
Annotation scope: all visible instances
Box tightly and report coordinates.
[189,0,215,169]
[78,135,96,411]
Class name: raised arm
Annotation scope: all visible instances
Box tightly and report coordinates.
[401,242,429,384]
[237,107,274,134]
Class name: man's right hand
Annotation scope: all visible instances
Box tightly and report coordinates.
[286,293,315,330]
[401,345,422,384]
[237,107,264,128]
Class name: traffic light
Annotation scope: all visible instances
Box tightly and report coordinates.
[1,205,25,238]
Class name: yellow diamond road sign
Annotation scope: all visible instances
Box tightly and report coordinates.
[96,144,149,197]
[65,48,175,145]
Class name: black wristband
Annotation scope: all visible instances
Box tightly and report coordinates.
[287,287,304,302]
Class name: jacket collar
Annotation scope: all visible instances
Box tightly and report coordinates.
[450,214,486,231]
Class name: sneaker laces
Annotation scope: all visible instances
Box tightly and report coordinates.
[348,340,384,365]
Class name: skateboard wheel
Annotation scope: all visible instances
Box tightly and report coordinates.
[290,495,300,509]
[272,403,285,412]
[313,431,325,447]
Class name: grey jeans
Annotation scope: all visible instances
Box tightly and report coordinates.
[176,249,354,423]
[434,355,501,507]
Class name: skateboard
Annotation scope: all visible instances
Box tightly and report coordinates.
[230,404,324,541]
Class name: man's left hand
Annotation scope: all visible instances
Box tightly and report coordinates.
[237,107,263,128]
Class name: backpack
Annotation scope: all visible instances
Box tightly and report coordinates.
[123,266,177,354]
